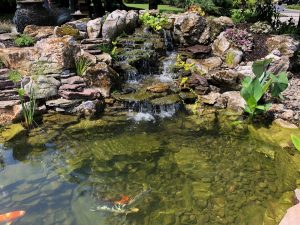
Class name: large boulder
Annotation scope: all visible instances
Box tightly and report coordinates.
[102,10,127,41]
[0,36,79,75]
[87,18,102,39]
[85,62,119,97]
[125,10,139,34]
[187,57,222,74]
[266,35,299,57]
[173,12,206,46]
[24,76,60,99]
[23,25,54,40]
[207,69,243,90]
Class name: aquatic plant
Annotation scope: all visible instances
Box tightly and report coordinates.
[14,34,35,47]
[291,134,300,152]
[224,28,253,52]
[139,13,168,31]
[240,59,288,118]
[18,87,36,129]
[75,56,92,76]
[7,70,36,129]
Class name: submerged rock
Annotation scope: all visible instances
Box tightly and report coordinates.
[1,123,26,142]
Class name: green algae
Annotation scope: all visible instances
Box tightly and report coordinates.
[1,123,26,142]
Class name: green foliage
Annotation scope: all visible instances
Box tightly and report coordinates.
[240,59,288,118]
[180,77,189,86]
[17,87,36,129]
[139,12,168,31]
[291,134,300,152]
[231,9,255,23]
[8,70,22,83]
[225,51,235,66]
[14,34,35,47]
[175,54,195,71]
[75,56,92,76]
[97,41,118,59]
[184,0,233,16]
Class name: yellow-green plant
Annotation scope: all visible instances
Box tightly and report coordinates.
[139,12,168,31]
[291,134,300,152]
[175,54,195,71]
[75,56,92,76]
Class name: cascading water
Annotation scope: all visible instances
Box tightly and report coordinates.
[157,52,178,82]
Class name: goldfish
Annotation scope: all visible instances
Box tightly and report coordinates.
[0,210,25,225]
[114,195,130,205]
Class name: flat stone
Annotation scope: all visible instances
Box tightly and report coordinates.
[58,88,101,100]
[146,83,170,93]
[0,100,20,109]
[59,83,86,91]
[46,98,80,108]
[61,76,85,85]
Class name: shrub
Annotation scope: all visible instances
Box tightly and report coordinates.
[14,34,35,47]
[231,9,255,23]
[240,59,288,118]
[139,12,168,31]
[224,28,253,52]
[75,56,92,76]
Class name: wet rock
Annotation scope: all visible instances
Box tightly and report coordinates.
[46,98,81,108]
[1,123,26,142]
[150,94,180,106]
[207,69,243,90]
[23,25,54,39]
[187,57,222,74]
[102,10,127,41]
[87,18,102,39]
[54,24,80,39]
[73,100,103,118]
[24,76,60,99]
[173,12,206,46]
[181,44,211,58]
[179,91,197,103]
[184,74,210,95]
[58,88,101,100]
[85,62,119,97]
[266,35,299,57]
[146,83,170,93]
[201,92,221,105]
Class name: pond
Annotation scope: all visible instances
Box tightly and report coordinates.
[0,111,298,225]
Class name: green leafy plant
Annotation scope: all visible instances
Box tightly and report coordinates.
[7,70,36,129]
[75,56,92,76]
[176,54,194,71]
[139,12,168,31]
[240,59,289,118]
[14,34,35,47]
[291,134,300,152]
[18,87,36,129]
[97,43,112,54]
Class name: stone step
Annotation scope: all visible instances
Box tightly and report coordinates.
[0,80,16,90]
[58,88,101,100]
[81,38,108,45]
[85,49,102,55]
[0,100,20,109]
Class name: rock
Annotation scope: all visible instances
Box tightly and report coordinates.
[0,36,79,75]
[205,16,234,42]
[279,203,300,225]
[78,50,97,65]
[179,91,197,102]
[23,25,54,39]
[85,62,119,97]
[207,69,243,90]
[125,10,139,34]
[73,100,103,118]
[220,91,246,112]
[201,92,221,105]
[102,10,127,41]
[1,123,26,142]
[267,56,290,74]
[185,74,210,95]
[95,53,112,65]
[212,32,231,57]
[59,83,86,91]
[46,98,80,108]
[54,24,80,38]
[187,57,222,74]
[266,35,299,57]
[87,18,102,39]
[58,88,101,100]
[224,48,243,68]
[0,101,21,125]
[24,76,60,99]
[146,83,170,93]
[173,12,206,46]
[67,18,88,32]
[198,26,210,44]
[274,118,298,129]
[182,44,211,58]
[61,76,85,85]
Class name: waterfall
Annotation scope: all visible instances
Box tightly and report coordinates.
[162,29,174,53]
[157,52,177,83]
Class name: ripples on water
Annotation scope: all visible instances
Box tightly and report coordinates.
[0,113,296,225]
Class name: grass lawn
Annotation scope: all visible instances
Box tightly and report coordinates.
[286,4,300,10]
[125,3,184,13]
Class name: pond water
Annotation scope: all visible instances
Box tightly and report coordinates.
[0,111,297,225]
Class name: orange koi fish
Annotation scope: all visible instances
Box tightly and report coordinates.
[0,211,25,225]
[114,195,130,205]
